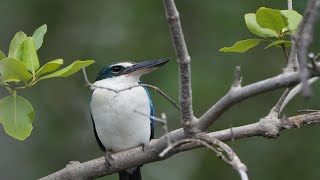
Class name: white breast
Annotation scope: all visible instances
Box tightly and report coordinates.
[90,75,151,152]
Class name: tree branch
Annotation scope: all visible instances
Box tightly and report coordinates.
[46,59,320,180]
[285,0,297,72]
[196,133,248,180]
[294,0,320,96]
[288,0,293,10]
[40,112,320,180]
[197,66,320,131]
[280,77,319,113]
[159,133,248,180]
[163,0,195,134]
[231,66,242,88]
[271,88,291,114]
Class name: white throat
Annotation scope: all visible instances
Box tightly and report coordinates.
[91,75,141,91]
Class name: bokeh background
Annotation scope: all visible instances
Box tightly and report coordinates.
[1,0,320,179]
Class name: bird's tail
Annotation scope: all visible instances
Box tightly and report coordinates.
[119,167,142,180]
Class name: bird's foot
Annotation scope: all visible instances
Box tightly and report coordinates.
[104,151,115,169]
[140,143,147,152]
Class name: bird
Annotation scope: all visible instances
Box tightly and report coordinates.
[90,59,170,180]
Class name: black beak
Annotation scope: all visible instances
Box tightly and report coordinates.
[123,59,170,75]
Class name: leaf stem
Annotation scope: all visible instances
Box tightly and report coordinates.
[13,78,38,90]
[281,43,289,62]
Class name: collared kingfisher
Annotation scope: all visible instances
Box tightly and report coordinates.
[90,59,169,180]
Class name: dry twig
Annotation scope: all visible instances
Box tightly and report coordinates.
[159,133,248,180]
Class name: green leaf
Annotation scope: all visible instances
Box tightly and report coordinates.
[264,40,292,49]
[8,31,27,59]
[244,13,278,38]
[32,24,47,50]
[0,50,6,60]
[0,58,32,83]
[38,60,95,81]
[281,10,303,34]
[15,42,25,61]
[256,7,288,36]
[0,94,35,141]
[35,59,64,77]
[22,37,40,73]
[219,39,265,53]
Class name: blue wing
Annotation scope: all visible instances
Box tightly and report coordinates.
[143,86,154,140]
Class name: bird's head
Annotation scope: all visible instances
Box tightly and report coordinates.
[96,58,170,81]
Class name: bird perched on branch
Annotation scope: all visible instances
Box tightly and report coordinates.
[90,59,169,180]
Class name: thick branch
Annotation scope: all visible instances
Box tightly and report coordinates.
[197,70,315,131]
[40,112,320,180]
[163,0,194,134]
[295,0,320,96]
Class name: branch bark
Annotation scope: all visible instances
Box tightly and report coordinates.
[40,112,320,180]
[163,0,195,135]
[197,69,314,131]
[294,0,320,96]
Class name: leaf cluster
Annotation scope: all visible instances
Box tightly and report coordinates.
[219,7,302,53]
[0,25,94,140]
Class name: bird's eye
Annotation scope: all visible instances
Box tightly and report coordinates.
[111,66,122,73]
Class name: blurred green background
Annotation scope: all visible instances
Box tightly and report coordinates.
[1,0,320,179]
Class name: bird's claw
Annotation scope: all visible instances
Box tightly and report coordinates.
[140,143,147,152]
[104,151,115,168]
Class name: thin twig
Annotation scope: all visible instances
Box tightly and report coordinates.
[286,39,298,72]
[288,0,293,10]
[159,138,226,160]
[281,44,289,62]
[196,133,248,180]
[159,133,248,180]
[231,66,242,88]
[161,113,172,145]
[133,110,167,124]
[297,109,319,113]
[285,0,296,72]
[133,110,172,145]
[82,67,180,110]
[280,77,319,113]
[163,0,194,134]
[271,88,291,114]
